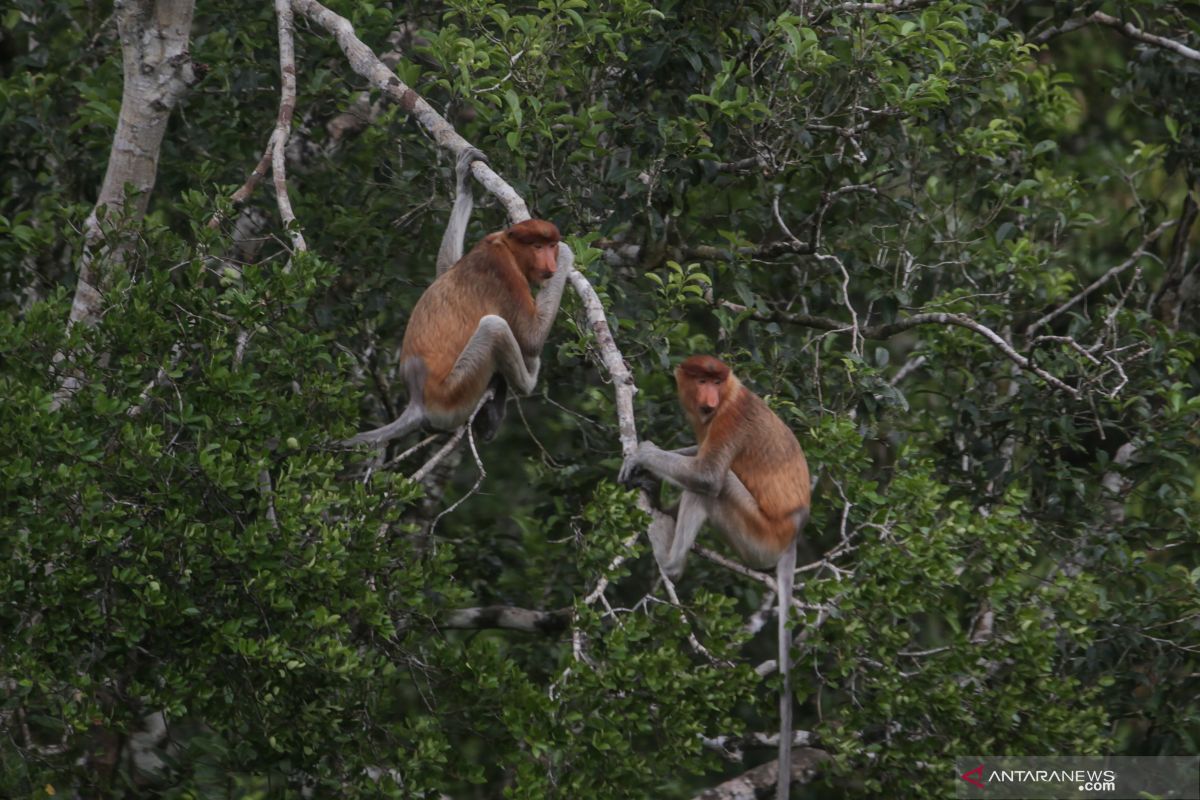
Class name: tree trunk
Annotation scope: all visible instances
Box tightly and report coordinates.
[53,0,198,410]
[67,0,198,330]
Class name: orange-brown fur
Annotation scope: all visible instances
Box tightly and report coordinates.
[677,356,810,556]
[400,219,559,414]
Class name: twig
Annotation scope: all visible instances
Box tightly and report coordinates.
[1024,220,1173,338]
[409,427,467,483]
[889,353,926,385]
[696,547,827,612]
[384,433,439,469]
[815,251,862,355]
[721,298,1080,398]
[428,397,490,534]
[408,389,494,484]
[227,145,273,211]
[659,570,725,663]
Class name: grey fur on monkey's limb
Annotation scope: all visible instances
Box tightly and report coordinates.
[436,147,487,275]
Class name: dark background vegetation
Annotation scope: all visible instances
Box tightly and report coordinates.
[1,0,1197,797]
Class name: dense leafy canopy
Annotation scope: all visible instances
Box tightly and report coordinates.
[2,1,1198,797]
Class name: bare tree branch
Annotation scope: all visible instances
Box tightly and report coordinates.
[270,0,307,252]
[810,0,936,26]
[1024,220,1174,338]
[53,0,200,410]
[593,236,813,267]
[291,0,529,221]
[701,730,818,763]
[1034,11,1200,62]
[720,298,1081,398]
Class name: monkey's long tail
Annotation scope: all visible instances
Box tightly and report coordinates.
[342,402,424,447]
[776,540,796,800]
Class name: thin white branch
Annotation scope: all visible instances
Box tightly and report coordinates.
[889,353,926,385]
[290,0,528,221]
[1035,11,1200,62]
[1025,220,1174,338]
[271,0,307,252]
[428,398,489,535]
[409,427,467,484]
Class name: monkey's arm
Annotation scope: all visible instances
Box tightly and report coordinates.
[435,148,487,275]
[532,243,573,346]
[617,446,699,503]
[512,242,573,372]
[619,440,732,496]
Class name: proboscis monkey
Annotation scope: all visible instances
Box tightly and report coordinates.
[344,150,571,446]
[619,355,810,800]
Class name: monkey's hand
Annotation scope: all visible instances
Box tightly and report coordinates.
[457,146,488,176]
[618,440,661,485]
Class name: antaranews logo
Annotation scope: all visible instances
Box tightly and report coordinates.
[954,756,1199,800]
[960,764,985,789]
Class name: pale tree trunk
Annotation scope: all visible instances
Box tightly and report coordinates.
[70,0,198,327]
[55,0,199,407]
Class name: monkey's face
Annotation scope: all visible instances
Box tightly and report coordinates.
[692,377,722,419]
[504,219,561,285]
[524,241,558,284]
[677,373,724,425]
[675,355,733,427]
[511,239,556,286]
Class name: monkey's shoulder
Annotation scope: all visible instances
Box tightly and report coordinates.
[740,393,804,448]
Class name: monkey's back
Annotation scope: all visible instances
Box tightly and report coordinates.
[401,271,477,374]
[400,244,533,411]
[729,390,810,542]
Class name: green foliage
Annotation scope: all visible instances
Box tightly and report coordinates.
[2,0,1198,797]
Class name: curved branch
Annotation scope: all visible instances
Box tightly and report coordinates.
[291,0,529,221]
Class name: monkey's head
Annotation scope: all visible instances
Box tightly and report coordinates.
[675,355,733,425]
[505,219,561,285]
